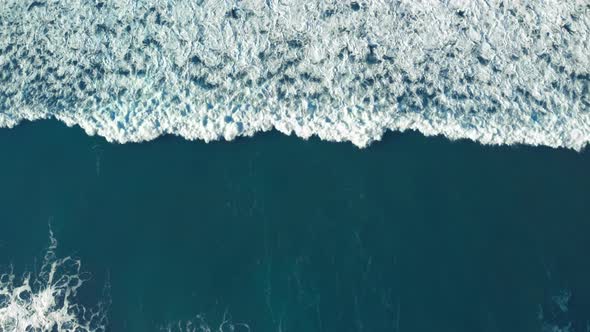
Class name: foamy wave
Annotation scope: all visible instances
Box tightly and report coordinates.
[0,229,109,332]
[0,0,589,149]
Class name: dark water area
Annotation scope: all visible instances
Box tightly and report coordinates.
[0,120,589,332]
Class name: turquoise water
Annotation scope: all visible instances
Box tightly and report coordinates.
[1,121,589,331]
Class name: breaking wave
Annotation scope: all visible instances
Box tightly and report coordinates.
[0,0,589,149]
[0,229,109,332]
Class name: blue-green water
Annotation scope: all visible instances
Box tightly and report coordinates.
[1,121,589,332]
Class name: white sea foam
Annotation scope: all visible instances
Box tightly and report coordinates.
[0,0,589,149]
[0,229,108,332]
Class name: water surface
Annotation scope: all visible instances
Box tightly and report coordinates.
[1,121,589,332]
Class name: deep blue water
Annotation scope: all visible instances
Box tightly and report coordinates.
[1,121,589,332]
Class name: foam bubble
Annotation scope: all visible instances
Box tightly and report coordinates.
[0,229,109,332]
[0,0,588,149]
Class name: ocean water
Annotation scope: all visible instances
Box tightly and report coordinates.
[1,1,590,331]
[1,121,590,332]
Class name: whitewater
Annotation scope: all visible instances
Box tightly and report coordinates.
[0,229,109,332]
[0,0,588,149]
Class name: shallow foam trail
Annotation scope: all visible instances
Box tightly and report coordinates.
[0,230,584,331]
[161,313,250,332]
[0,229,109,332]
[0,0,589,149]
